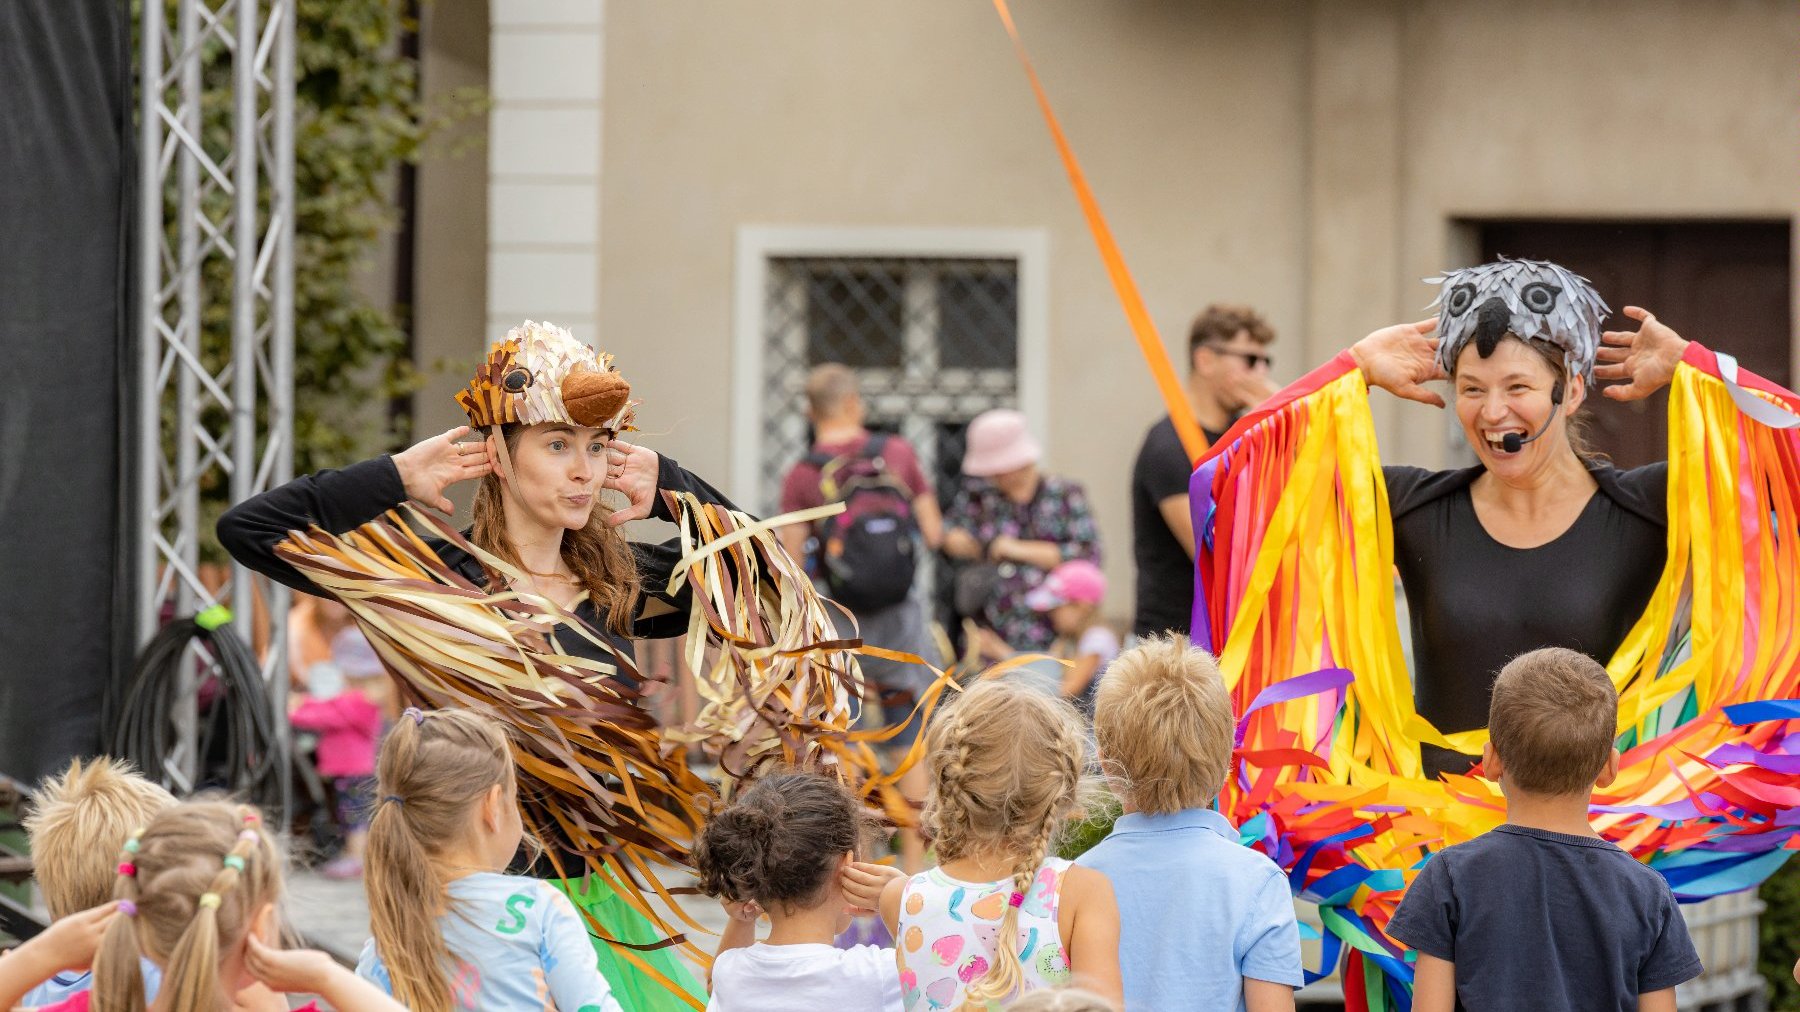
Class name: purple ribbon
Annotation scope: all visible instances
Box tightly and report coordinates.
[1234,667,1354,748]
[1189,457,1222,652]
[1702,742,1800,774]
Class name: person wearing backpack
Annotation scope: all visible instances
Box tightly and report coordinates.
[778,363,942,873]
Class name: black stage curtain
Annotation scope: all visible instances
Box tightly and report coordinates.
[0,0,136,784]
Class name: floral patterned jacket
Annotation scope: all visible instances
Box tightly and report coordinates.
[945,474,1101,652]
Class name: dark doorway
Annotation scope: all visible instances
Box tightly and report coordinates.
[1476,220,1791,470]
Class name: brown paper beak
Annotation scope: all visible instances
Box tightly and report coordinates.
[561,368,632,428]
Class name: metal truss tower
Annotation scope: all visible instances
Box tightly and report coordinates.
[135,0,295,789]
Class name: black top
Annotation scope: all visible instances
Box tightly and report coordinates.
[1385,462,1667,776]
[1130,416,1225,638]
[217,451,742,670]
[1387,824,1701,1011]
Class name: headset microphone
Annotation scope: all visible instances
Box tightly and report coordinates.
[1500,378,1566,454]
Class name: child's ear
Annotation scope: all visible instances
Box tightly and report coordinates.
[484,783,506,832]
[1594,750,1621,789]
[1481,742,1503,783]
[250,902,279,945]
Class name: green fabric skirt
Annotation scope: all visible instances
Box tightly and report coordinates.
[552,875,706,1011]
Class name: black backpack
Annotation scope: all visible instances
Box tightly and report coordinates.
[806,434,918,611]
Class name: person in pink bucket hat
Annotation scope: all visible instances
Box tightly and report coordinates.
[944,409,1101,655]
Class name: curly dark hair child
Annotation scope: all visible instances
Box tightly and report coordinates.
[694,769,909,1009]
[694,768,878,914]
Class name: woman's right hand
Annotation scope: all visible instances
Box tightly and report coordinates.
[1351,318,1445,408]
[391,425,493,512]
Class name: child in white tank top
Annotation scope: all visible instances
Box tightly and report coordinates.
[870,680,1122,1010]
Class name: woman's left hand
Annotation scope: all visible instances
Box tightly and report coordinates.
[602,438,660,524]
[1595,306,1689,402]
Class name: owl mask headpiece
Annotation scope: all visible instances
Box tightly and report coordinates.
[454,321,636,486]
[1425,257,1610,385]
[455,321,636,433]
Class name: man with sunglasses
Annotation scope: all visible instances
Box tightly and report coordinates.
[1129,303,1278,639]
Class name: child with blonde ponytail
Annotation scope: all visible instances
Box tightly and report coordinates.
[357,707,623,1012]
[0,799,401,1012]
[871,679,1122,1010]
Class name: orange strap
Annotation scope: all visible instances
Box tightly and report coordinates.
[991,0,1210,464]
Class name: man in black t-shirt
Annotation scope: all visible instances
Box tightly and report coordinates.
[1130,304,1278,638]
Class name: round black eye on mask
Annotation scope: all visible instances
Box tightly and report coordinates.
[1519,282,1561,314]
[502,367,534,393]
[1446,283,1476,316]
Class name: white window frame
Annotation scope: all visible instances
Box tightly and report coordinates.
[730,225,1051,506]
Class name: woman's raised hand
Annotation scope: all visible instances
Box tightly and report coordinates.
[391,425,493,512]
[1351,318,1446,408]
[1595,306,1688,402]
[602,438,661,525]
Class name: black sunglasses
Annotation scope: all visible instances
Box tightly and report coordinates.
[1204,346,1272,369]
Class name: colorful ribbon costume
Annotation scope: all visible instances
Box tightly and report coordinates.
[1189,331,1800,1009]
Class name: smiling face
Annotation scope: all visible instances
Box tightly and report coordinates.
[1453,337,1584,477]
[497,423,612,531]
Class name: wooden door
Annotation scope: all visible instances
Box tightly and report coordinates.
[1478,221,1791,470]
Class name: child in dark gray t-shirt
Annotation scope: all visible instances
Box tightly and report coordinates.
[1387,648,1701,1012]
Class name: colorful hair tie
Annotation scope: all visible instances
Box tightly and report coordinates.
[238,830,260,844]
[241,811,261,827]
[403,706,426,725]
[223,855,246,872]
[197,893,221,910]
[381,794,405,807]
[117,900,137,918]
[117,862,137,878]
[1007,891,1025,908]
[122,834,143,854]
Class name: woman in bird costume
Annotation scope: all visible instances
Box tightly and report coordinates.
[220,321,904,1010]
[1191,259,1800,1009]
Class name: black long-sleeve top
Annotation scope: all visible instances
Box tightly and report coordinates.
[1384,461,1668,776]
[217,451,742,664]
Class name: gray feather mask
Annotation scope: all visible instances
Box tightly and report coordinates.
[1424,258,1610,383]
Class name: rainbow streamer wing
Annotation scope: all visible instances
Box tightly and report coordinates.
[1192,344,1800,1008]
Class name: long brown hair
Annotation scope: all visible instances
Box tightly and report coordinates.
[470,423,643,633]
[922,679,1092,1004]
[93,801,280,1012]
[365,708,518,1012]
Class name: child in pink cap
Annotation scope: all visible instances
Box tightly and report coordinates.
[1024,559,1119,712]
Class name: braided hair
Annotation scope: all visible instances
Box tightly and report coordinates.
[93,801,280,1012]
[920,679,1091,1004]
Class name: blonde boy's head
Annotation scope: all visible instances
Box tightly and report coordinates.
[24,758,177,917]
[1487,647,1618,797]
[1093,634,1235,814]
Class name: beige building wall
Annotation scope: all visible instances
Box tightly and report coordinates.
[415,0,1798,622]
[598,1,1312,612]
[413,0,492,447]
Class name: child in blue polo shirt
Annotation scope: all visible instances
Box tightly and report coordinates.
[1076,634,1302,1011]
